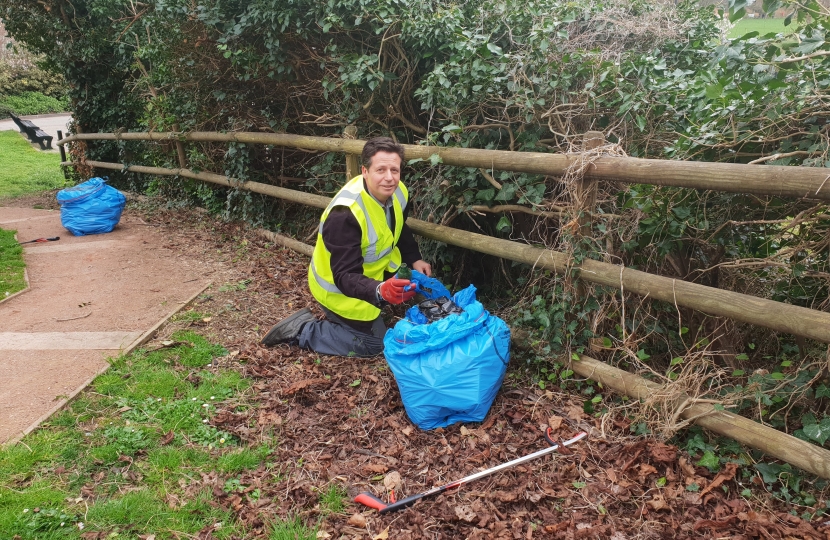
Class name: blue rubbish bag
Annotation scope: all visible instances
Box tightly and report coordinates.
[384,271,511,430]
[57,177,126,236]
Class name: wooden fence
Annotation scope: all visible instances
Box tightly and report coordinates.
[57,130,830,479]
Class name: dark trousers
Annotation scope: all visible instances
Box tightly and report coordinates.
[296,305,387,357]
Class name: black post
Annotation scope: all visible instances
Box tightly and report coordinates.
[57,130,68,179]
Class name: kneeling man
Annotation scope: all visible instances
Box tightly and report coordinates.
[261,137,431,356]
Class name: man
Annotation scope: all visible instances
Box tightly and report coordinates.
[261,137,432,356]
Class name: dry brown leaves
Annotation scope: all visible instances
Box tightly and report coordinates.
[114,203,830,539]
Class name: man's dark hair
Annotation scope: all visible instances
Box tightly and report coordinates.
[361,137,405,169]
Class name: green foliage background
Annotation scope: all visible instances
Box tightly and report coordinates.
[0,25,69,117]
[2,0,830,446]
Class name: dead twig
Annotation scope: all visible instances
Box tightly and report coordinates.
[55,311,92,322]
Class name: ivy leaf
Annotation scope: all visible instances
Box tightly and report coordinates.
[755,462,789,484]
[672,206,691,219]
[705,83,723,99]
[792,30,825,55]
[803,419,830,445]
[762,0,782,13]
[486,43,503,56]
[697,450,719,471]
[494,183,516,201]
[728,0,749,22]
[475,188,495,201]
[496,216,511,232]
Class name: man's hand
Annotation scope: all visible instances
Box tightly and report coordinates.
[412,260,432,277]
[378,277,416,304]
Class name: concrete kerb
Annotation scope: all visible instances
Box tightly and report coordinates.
[3,281,212,447]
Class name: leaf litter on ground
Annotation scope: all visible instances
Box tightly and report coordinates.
[4,194,830,539]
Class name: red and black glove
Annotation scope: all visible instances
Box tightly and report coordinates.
[377,277,415,304]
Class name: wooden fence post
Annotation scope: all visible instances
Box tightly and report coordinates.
[576,131,605,236]
[574,131,605,299]
[344,125,359,180]
[172,123,187,169]
[57,130,68,179]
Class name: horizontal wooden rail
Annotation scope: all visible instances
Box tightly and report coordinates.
[69,158,830,479]
[568,353,830,479]
[58,131,830,201]
[70,159,830,344]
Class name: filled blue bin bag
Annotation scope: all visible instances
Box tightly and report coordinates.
[384,272,511,430]
[57,177,126,236]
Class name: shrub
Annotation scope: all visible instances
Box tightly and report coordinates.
[0,61,65,98]
[0,91,68,117]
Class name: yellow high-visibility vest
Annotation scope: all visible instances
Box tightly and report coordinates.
[308,175,408,321]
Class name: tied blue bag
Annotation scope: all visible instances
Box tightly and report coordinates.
[384,271,511,430]
[57,177,126,236]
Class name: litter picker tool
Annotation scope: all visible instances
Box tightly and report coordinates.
[355,430,587,514]
[19,236,60,245]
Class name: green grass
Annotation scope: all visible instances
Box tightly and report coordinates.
[0,331,302,540]
[318,484,347,515]
[269,516,317,540]
[729,18,794,39]
[0,228,26,298]
[0,130,67,198]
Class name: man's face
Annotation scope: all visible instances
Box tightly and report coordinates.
[362,151,401,203]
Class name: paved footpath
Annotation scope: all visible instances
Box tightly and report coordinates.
[0,205,212,444]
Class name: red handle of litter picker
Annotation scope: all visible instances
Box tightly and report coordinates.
[354,492,387,512]
[544,427,575,454]
[355,491,430,514]
[20,236,60,245]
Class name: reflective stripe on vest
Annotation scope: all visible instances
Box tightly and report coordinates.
[309,259,341,294]
[316,185,406,264]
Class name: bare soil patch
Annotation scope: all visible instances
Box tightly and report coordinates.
[8,191,827,539]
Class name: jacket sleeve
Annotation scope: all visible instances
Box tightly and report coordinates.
[321,207,382,305]
[396,204,423,266]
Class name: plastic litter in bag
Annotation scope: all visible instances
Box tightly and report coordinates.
[409,296,464,323]
[385,271,511,430]
[57,177,126,236]
[406,269,452,299]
